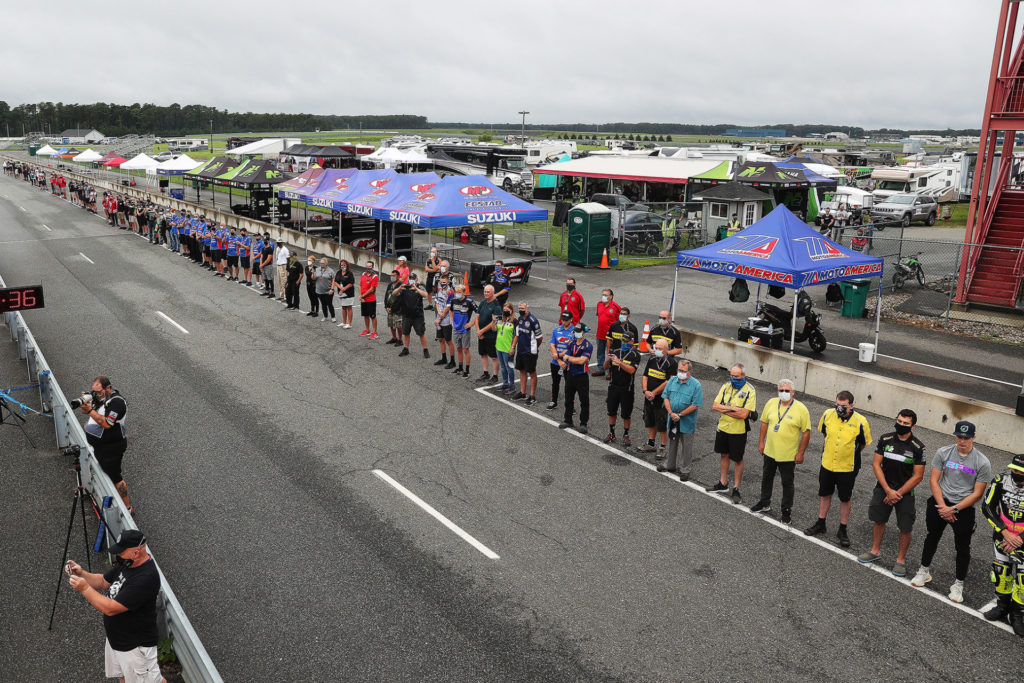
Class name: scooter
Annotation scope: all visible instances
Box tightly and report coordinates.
[892,252,925,289]
[752,290,827,353]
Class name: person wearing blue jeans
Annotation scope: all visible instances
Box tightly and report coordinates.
[495,306,517,393]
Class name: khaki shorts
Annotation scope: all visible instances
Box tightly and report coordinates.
[105,640,162,683]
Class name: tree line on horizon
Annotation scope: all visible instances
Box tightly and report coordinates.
[0,101,980,139]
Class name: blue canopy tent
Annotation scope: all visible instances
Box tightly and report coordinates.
[674,204,885,355]
[299,168,362,209]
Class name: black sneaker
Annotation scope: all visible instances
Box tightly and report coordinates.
[423,349,430,359]
[837,527,851,548]
[558,421,572,429]
[490,375,499,383]
[655,464,672,472]
[512,392,526,401]
[638,442,657,453]
[804,520,827,537]
[445,361,457,370]
[731,488,742,505]
[576,425,588,434]
[306,312,317,317]
[546,401,558,410]
[398,348,410,357]
[706,481,729,494]
[462,369,470,378]
[433,358,448,366]
[525,396,537,406]
[477,371,490,381]
[603,433,616,444]
[750,500,771,514]
[780,509,792,525]
[453,366,463,374]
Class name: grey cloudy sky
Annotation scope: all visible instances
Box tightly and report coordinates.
[1,1,1004,129]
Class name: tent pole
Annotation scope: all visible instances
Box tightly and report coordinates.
[873,276,882,361]
[755,283,762,319]
[304,204,309,257]
[790,290,798,354]
[671,266,678,322]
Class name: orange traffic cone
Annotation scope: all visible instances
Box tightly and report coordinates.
[598,248,610,269]
[639,320,651,353]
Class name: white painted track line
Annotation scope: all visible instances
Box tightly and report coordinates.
[474,384,1014,634]
[41,223,51,231]
[828,342,1020,387]
[79,252,94,264]
[155,311,190,334]
[373,469,500,560]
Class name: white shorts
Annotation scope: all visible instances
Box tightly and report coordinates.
[105,640,163,683]
[338,297,355,307]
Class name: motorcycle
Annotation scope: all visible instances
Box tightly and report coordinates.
[892,252,924,289]
[752,290,827,353]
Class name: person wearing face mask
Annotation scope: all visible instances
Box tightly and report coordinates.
[558,277,586,326]
[313,258,336,322]
[657,358,703,479]
[432,276,456,369]
[425,247,441,308]
[708,364,757,504]
[494,305,517,393]
[474,284,501,383]
[804,391,872,548]
[398,273,432,358]
[547,311,575,411]
[647,310,682,357]
[359,261,379,339]
[557,323,593,433]
[284,252,305,311]
[604,331,641,447]
[605,307,639,372]
[66,529,163,683]
[858,409,926,576]
[450,284,478,378]
[910,420,991,604]
[638,340,675,455]
[593,288,621,377]
[981,453,1024,634]
[510,302,542,406]
[304,255,320,317]
[383,269,404,345]
[486,260,510,307]
[750,379,811,524]
[333,259,355,329]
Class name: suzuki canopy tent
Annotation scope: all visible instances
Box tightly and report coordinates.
[350,172,443,221]
[675,204,885,354]
[301,168,361,209]
[275,166,324,199]
[379,174,549,229]
[331,169,399,215]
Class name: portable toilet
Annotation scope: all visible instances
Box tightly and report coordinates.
[567,202,611,267]
[28,143,41,156]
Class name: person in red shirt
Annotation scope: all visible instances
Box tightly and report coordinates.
[359,260,380,339]
[558,277,586,326]
[593,287,621,377]
[396,255,410,284]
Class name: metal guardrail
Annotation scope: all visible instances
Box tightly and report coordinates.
[1,274,222,683]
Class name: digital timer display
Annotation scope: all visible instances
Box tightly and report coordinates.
[0,285,45,313]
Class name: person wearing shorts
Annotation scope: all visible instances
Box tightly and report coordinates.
[225,227,240,281]
[333,259,355,329]
[359,261,379,339]
[238,229,252,286]
[510,302,542,405]
[639,340,674,454]
[708,363,757,504]
[858,409,926,576]
[432,277,455,368]
[474,284,501,383]
[450,284,477,378]
[804,390,872,548]
[398,274,430,357]
[604,332,641,448]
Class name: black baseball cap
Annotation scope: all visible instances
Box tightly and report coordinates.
[573,323,586,333]
[560,311,572,321]
[409,272,418,280]
[109,529,145,553]
[953,421,976,438]
[1009,453,1024,476]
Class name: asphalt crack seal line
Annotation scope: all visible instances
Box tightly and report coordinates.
[473,383,1013,636]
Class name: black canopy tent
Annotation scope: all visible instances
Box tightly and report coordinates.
[183,156,238,207]
[733,162,836,220]
[227,160,292,221]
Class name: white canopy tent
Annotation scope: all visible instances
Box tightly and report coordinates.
[72,149,103,163]
[120,153,160,171]
[226,138,300,158]
[150,154,202,175]
[35,144,58,156]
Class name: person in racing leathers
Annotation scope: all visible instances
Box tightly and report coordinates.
[981,453,1024,636]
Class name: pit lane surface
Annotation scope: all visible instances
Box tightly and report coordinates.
[1,174,1020,681]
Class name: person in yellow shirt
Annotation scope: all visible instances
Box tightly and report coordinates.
[707,363,756,504]
[750,379,811,525]
[805,390,872,548]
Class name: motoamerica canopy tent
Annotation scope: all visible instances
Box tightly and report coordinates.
[674,204,884,354]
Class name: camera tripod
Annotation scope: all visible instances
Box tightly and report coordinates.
[0,393,36,450]
[47,454,105,631]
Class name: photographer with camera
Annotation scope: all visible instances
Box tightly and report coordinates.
[66,529,164,683]
[77,377,131,510]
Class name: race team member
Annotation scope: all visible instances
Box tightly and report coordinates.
[547,311,575,411]
[487,260,510,306]
[638,340,675,455]
[510,302,542,406]
[605,307,639,372]
[450,284,478,378]
[259,234,275,297]
[858,409,926,577]
[473,284,502,383]
[225,226,240,281]
[708,363,758,505]
[804,390,871,547]
[238,228,253,286]
[359,260,379,339]
[604,331,640,447]
[432,276,455,369]
[911,421,992,604]
[646,311,682,357]
[383,269,403,345]
[81,377,131,509]
[66,529,163,683]
[981,453,1024,635]
[397,273,431,358]
[558,277,586,326]
[593,288,621,377]
[750,379,810,524]
[557,323,593,434]
[658,358,702,481]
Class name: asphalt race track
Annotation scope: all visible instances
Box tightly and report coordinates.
[1,173,1021,681]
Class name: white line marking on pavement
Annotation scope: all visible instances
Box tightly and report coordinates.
[473,384,1015,635]
[827,342,1019,388]
[155,311,190,335]
[41,224,51,231]
[19,205,27,212]
[372,469,500,560]
[79,252,94,264]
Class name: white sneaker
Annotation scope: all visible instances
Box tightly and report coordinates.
[343,323,351,329]
[948,580,964,603]
[910,567,932,587]
[336,322,345,327]
[331,317,337,322]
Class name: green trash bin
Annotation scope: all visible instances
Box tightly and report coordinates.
[839,279,870,318]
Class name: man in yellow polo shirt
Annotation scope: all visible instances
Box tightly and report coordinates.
[805,390,872,547]
[750,378,811,525]
[707,363,757,504]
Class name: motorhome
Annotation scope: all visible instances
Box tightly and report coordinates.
[523,140,577,166]
[870,164,961,203]
[424,143,533,192]
[167,138,209,151]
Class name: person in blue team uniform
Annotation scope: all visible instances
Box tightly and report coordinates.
[557,323,593,434]
[510,302,542,405]
[546,311,574,411]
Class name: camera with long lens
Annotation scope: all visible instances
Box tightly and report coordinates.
[69,391,101,410]
[59,445,81,457]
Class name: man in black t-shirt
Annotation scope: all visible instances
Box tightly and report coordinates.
[398,273,431,358]
[646,310,682,358]
[67,529,163,683]
[858,408,926,576]
[82,376,131,509]
[285,255,304,310]
[604,332,640,447]
[639,341,676,454]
